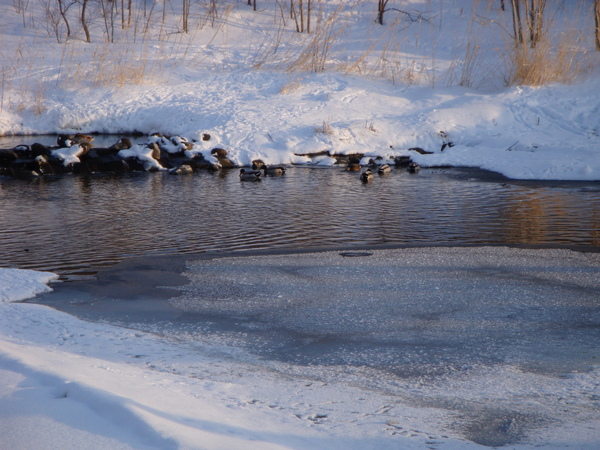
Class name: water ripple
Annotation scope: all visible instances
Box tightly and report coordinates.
[1,167,599,276]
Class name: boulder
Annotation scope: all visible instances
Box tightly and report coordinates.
[211,148,228,157]
[169,164,194,175]
[0,149,18,166]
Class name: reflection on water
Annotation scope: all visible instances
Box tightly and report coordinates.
[1,165,599,276]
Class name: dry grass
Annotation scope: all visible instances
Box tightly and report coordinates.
[315,119,333,135]
[286,5,345,73]
[506,33,591,86]
[0,43,45,113]
[500,0,595,86]
[54,40,162,92]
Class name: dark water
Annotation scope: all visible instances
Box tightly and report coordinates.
[1,160,599,278]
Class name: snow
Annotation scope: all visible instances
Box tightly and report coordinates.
[51,144,87,166]
[1,248,599,449]
[0,269,59,303]
[0,0,599,180]
[0,267,460,450]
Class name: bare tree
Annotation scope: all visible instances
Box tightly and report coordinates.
[100,0,116,42]
[208,0,219,27]
[595,0,600,50]
[525,0,546,48]
[510,0,524,45]
[58,0,75,39]
[182,0,189,32]
[377,0,390,25]
[291,0,312,33]
[41,0,63,42]
[80,0,91,43]
[127,0,132,28]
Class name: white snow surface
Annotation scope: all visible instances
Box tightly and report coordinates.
[0,0,599,180]
[0,269,59,303]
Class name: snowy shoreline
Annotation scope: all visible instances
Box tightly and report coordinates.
[1,246,599,449]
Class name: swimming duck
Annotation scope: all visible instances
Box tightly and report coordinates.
[240,168,262,181]
[377,164,391,175]
[361,168,374,183]
[345,163,361,172]
[262,165,286,176]
[408,162,421,173]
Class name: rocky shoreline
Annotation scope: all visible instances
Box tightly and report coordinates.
[0,133,420,178]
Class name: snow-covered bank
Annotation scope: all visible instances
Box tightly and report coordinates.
[1,247,599,449]
[0,267,468,450]
[3,70,600,181]
[1,0,599,180]
[0,269,59,303]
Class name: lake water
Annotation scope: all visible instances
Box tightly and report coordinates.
[1,145,599,278]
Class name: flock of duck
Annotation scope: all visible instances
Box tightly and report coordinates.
[239,159,420,182]
[0,132,422,181]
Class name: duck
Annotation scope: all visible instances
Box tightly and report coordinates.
[407,162,421,173]
[377,164,391,175]
[361,168,374,183]
[345,163,361,172]
[262,165,286,176]
[251,159,265,170]
[239,168,262,181]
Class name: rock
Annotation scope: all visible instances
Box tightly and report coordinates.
[109,138,132,150]
[57,133,94,147]
[80,151,129,173]
[31,143,51,157]
[12,145,31,158]
[169,164,194,175]
[35,155,56,175]
[394,156,412,167]
[71,133,95,145]
[0,149,18,166]
[147,142,161,160]
[211,148,228,157]
[408,147,433,155]
[216,156,235,168]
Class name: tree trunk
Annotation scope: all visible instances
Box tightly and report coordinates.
[510,0,524,45]
[595,0,600,51]
[58,0,72,38]
[127,0,132,28]
[378,0,389,25]
[525,0,546,48]
[81,0,91,43]
[182,0,189,32]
